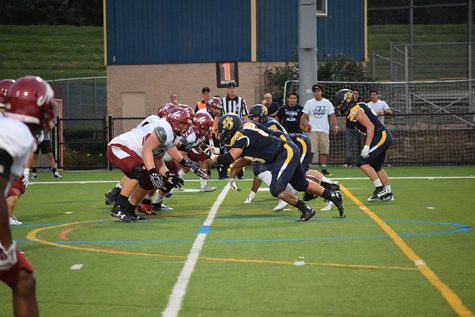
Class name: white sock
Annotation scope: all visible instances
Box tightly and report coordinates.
[248,191,256,200]
[286,184,298,194]
[200,177,207,188]
[152,192,164,204]
[257,171,272,186]
[116,182,122,188]
[373,179,383,187]
[144,194,153,200]
[178,170,186,178]
[321,176,332,183]
[385,185,392,193]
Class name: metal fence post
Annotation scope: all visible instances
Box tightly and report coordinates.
[107,115,113,170]
[405,45,411,112]
[372,51,376,80]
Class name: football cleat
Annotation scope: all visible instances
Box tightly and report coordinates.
[302,192,317,201]
[321,169,333,177]
[104,187,120,205]
[320,200,335,212]
[243,194,254,204]
[380,192,395,201]
[367,187,387,201]
[53,171,63,179]
[273,200,288,212]
[329,191,345,218]
[296,205,316,222]
[9,216,22,225]
[152,203,174,211]
[200,185,217,192]
[110,205,134,222]
[31,172,38,180]
[130,212,146,221]
[136,202,158,215]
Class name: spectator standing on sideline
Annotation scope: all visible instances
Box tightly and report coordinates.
[367,89,392,124]
[170,93,179,106]
[300,84,338,177]
[276,92,303,133]
[195,87,211,112]
[343,88,364,167]
[30,130,62,179]
[220,81,248,179]
[262,92,280,118]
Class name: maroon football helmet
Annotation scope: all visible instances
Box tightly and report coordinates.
[4,76,55,133]
[0,79,15,107]
[178,104,195,119]
[192,112,213,138]
[206,96,223,118]
[157,103,177,118]
[167,107,192,136]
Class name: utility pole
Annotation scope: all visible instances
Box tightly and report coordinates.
[298,0,317,106]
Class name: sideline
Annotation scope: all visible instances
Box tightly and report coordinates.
[340,184,474,317]
[162,183,231,317]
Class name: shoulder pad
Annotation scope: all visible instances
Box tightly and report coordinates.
[154,126,167,143]
[348,104,362,121]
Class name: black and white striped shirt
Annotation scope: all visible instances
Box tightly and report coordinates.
[222,96,248,118]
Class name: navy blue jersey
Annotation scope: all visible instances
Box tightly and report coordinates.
[347,102,386,134]
[262,117,288,134]
[229,122,285,164]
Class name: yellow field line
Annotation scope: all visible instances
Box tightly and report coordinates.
[26,221,415,272]
[340,184,474,317]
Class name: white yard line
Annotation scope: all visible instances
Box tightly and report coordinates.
[161,184,231,317]
[26,175,475,186]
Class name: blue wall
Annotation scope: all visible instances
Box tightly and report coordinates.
[106,0,364,65]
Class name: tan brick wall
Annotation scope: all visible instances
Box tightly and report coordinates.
[106,62,286,117]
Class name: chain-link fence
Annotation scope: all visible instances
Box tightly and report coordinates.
[369,42,474,81]
[49,77,107,119]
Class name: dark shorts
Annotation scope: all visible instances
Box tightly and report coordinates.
[0,248,34,289]
[35,140,52,155]
[357,129,393,172]
[7,177,26,197]
[164,160,179,174]
[269,142,308,197]
[106,144,155,190]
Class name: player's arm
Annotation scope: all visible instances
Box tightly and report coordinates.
[167,146,185,164]
[142,133,162,171]
[300,112,310,131]
[210,147,243,166]
[329,113,339,135]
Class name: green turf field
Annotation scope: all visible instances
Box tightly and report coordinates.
[1,166,474,316]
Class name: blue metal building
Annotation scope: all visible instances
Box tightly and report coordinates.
[105,0,366,65]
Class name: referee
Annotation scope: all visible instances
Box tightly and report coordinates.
[219,81,248,179]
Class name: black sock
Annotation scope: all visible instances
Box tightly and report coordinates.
[142,198,151,205]
[321,181,332,190]
[321,189,332,200]
[295,199,306,210]
[52,168,57,173]
[126,202,136,214]
[32,168,37,173]
[116,195,129,210]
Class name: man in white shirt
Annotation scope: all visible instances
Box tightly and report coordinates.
[300,84,338,177]
[367,89,393,124]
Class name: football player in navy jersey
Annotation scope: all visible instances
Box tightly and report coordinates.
[208,114,345,221]
[333,89,394,201]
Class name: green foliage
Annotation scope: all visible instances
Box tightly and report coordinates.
[318,54,370,81]
[265,62,298,104]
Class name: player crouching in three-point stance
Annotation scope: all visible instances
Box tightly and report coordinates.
[208,114,344,222]
[333,89,394,201]
[0,76,54,317]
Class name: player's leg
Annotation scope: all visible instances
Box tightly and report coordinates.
[12,270,39,317]
[29,152,39,180]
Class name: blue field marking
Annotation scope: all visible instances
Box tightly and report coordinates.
[15,218,471,245]
[198,225,211,234]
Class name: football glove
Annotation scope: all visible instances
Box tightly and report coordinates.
[165,172,184,189]
[180,159,207,178]
[148,168,164,189]
[22,168,29,187]
[361,145,370,158]
[0,241,18,271]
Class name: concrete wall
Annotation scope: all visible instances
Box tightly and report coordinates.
[106,62,285,117]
